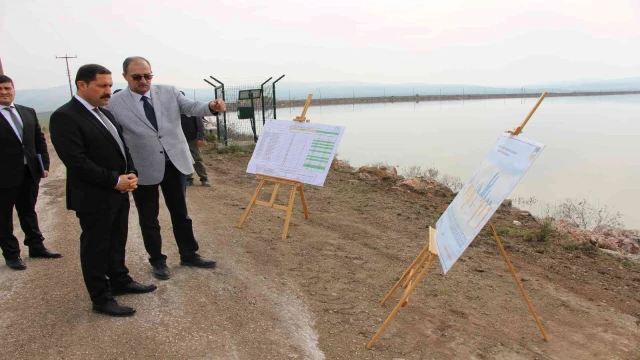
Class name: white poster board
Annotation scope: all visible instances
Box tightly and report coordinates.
[436,134,545,274]
[246,119,345,186]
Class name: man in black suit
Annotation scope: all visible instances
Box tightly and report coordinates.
[50,64,156,317]
[0,75,62,271]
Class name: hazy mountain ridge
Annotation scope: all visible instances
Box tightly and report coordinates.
[14,77,640,113]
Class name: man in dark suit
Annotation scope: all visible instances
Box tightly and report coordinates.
[50,64,156,317]
[0,75,62,271]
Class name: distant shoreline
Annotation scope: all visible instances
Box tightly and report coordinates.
[36,90,640,125]
[274,90,640,108]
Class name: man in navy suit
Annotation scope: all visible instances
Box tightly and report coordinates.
[50,64,156,317]
[0,75,61,271]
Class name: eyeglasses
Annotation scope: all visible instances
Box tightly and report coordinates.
[130,73,154,81]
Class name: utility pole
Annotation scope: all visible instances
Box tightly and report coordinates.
[56,54,77,98]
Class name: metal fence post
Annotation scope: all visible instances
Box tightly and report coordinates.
[272,75,285,119]
[204,78,226,145]
[260,77,272,125]
[249,92,258,143]
[209,76,227,146]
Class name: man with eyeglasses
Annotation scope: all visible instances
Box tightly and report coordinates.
[105,56,226,280]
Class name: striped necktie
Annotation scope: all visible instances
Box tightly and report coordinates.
[3,106,23,141]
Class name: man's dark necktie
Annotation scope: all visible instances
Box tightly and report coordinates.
[94,108,127,166]
[141,96,158,131]
[3,106,24,140]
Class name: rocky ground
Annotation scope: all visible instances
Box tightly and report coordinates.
[1,144,638,359]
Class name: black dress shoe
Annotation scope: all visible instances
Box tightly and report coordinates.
[180,254,216,268]
[111,281,157,296]
[92,300,136,317]
[29,248,62,258]
[6,258,27,270]
[152,262,171,280]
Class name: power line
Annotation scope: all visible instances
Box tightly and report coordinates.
[56,54,77,98]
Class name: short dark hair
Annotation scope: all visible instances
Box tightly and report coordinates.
[113,89,122,94]
[0,75,14,88]
[123,56,151,73]
[75,64,111,89]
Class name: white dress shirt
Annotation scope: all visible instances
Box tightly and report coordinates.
[74,95,113,130]
[127,88,152,113]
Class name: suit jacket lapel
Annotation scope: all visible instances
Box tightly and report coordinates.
[0,112,22,143]
[14,105,33,147]
[150,86,163,132]
[70,98,125,161]
[123,89,156,131]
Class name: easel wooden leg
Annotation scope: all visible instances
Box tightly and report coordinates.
[239,175,311,238]
[238,179,266,228]
[380,242,431,306]
[367,253,437,349]
[282,185,297,239]
[298,183,310,220]
[268,183,281,207]
[489,222,548,341]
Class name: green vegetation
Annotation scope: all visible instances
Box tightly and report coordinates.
[216,142,254,154]
[561,240,580,251]
[36,112,53,128]
[203,133,217,143]
[523,217,554,242]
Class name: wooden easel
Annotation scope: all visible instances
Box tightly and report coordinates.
[294,94,313,122]
[237,94,314,239]
[367,92,550,349]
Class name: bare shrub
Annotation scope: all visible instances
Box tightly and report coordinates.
[401,165,426,178]
[440,174,463,192]
[554,198,623,231]
[427,167,440,179]
[512,196,539,207]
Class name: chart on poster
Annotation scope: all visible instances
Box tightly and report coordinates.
[436,134,545,274]
[246,119,345,186]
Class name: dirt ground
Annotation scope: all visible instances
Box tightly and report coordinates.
[1,144,638,360]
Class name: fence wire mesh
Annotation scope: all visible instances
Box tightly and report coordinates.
[210,81,275,146]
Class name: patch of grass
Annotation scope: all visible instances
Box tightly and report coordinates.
[560,239,599,257]
[216,143,255,154]
[537,217,554,242]
[525,217,555,242]
[580,242,599,257]
[621,259,634,268]
[204,133,217,143]
[562,240,580,251]
[495,226,524,237]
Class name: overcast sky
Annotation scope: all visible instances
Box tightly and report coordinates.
[1,0,639,90]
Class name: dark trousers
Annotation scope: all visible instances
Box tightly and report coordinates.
[0,166,44,260]
[187,139,208,182]
[132,160,199,265]
[76,195,133,304]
